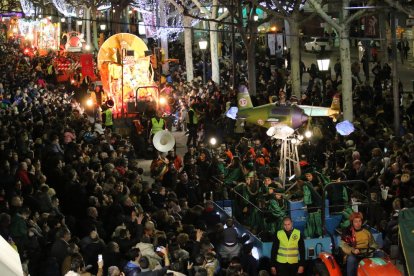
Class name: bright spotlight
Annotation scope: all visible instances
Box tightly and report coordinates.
[209,137,217,146]
[159,97,167,105]
[86,99,93,107]
[297,135,304,141]
[305,130,312,138]
[251,246,259,260]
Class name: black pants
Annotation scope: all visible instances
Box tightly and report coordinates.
[277,262,301,275]
[187,124,198,146]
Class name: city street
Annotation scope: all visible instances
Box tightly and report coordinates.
[301,45,414,93]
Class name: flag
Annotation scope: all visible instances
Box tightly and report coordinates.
[80,53,95,79]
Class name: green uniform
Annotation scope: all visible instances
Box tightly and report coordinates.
[302,182,323,238]
[267,198,287,234]
[234,183,259,228]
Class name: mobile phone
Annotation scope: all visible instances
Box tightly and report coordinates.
[98,254,103,262]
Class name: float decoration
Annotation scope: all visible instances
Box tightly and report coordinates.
[97,33,157,115]
[62,31,85,52]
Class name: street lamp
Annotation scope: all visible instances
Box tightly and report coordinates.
[100,24,106,31]
[198,38,208,84]
[316,46,331,103]
[253,11,258,22]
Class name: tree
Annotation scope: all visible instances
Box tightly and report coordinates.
[183,0,229,85]
[258,0,310,98]
[225,0,270,96]
[307,0,374,122]
[161,0,200,82]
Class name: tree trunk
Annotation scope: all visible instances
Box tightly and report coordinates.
[86,7,91,49]
[159,0,169,74]
[379,11,388,62]
[68,17,72,32]
[339,28,353,122]
[91,7,98,51]
[113,9,122,33]
[209,21,220,84]
[184,16,194,82]
[247,40,257,96]
[81,9,86,37]
[288,18,301,97]
[161,35,169,74]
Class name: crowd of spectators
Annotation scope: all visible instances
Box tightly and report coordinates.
[0,37,413,276]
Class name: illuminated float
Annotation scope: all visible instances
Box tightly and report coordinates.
[97,33,158,116]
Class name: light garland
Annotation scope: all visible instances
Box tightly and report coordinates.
[131,0,200,41]
[21,0,36,17]
[52,0,77,17]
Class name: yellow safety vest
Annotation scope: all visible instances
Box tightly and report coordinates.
[103,109,113,126]
[276,229,300,264]
[151,117,164,134]
[187,108,198,125]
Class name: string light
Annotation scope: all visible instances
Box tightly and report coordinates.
[131,0,199,41]
[21,0,36,17]
[52,0,76,17]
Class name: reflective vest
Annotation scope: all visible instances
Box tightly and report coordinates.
[186,108,198,125]
[103,109,113,126]
[151,117,164,134]
[276,229,300,264]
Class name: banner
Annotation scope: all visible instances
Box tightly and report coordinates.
[80,53,95,79]
[362,15,379,38]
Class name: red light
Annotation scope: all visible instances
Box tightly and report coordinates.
[24,48,29,54]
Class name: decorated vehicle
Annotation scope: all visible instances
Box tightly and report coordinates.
[62,31,85,52]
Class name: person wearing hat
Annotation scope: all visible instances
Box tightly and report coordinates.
[270,217,305,275]
[266,187,288,234]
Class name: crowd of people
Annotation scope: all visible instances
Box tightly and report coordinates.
[0,36,413,276]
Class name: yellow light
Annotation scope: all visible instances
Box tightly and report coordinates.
[85,44,91,51]
[159,97,167,105]
[86,99,93,107]
[12,27,18,33]
[305,130,312,138]
[270,26,277,32]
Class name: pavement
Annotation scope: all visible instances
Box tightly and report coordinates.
[135,127,188,182]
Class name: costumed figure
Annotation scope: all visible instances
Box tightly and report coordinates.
[266,186,288,234]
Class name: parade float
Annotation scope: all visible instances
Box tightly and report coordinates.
[97,33,158,115]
